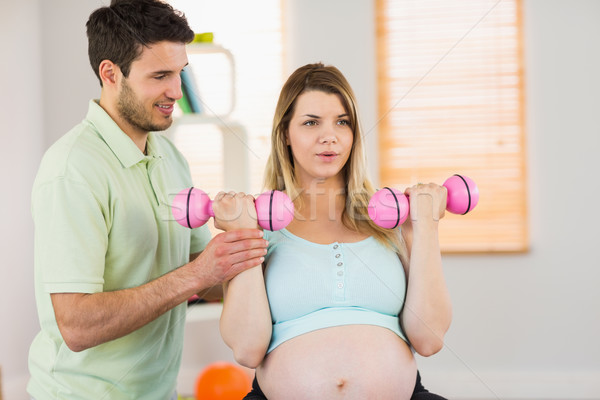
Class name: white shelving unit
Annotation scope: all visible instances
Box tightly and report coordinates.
[185,302,223,323]
[185,43,236,117]
[167,115,249,193]
[179,301,235,396]
[165,42,249,194]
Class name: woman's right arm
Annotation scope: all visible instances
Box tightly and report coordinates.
[213,192,273,368]
[220,266,272,368]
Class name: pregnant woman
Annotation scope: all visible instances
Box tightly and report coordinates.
[216,63,452,400]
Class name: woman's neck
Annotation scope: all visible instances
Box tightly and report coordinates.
[287,176,372,243]
[295,178,346,223]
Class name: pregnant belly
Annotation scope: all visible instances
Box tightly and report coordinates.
[256,325,416,400]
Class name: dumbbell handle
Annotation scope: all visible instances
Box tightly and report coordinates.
[368,175,479,229]
[172,187,294,231]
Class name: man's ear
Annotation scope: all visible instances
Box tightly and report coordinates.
[98,60,120,87]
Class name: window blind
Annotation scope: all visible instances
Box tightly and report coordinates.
[376,0,527,252]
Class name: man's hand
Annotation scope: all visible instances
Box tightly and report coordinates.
[190,228,267,288]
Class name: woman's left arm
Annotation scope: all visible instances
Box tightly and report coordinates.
[400,183,452,357]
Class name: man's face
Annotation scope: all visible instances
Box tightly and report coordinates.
[116,41,188,135]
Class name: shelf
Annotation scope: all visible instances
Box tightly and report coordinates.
[185,42,236,118]
[172,114,244,128]
[185,302,223,322]
[166,117,250,193]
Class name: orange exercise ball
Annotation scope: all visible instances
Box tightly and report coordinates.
[195,361,252,400]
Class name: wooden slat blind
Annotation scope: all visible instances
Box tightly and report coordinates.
[376,0,528,252]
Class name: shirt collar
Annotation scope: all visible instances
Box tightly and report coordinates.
[85,100,165,168]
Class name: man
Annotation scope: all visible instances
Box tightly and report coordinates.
[27,1,266,399]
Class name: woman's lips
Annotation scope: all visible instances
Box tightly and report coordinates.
[317,151,338,162]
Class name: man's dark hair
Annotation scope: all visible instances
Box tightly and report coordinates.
[86,0,195,86]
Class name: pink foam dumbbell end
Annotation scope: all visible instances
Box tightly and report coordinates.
[172,187,214,229]
[443,174,479,215]
[255,190,295,231]
[368,187,410,229]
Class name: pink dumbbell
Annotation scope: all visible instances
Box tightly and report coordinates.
[172,188,294,231]
[368,174,479,229]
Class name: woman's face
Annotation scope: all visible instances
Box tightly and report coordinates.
[286,90,354,187]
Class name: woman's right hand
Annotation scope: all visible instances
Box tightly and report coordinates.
[212,191,259,231]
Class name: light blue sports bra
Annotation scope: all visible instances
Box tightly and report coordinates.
[263,229,407,353]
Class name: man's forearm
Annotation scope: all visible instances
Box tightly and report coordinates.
[51,262,200,352]
[52,229,267,352]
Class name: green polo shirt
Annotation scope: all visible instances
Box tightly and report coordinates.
[28,100,211,400]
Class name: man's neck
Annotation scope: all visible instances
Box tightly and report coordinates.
[98,96,148,154]
[128,130,149,155]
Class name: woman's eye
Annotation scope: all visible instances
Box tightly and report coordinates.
[338,119,350,126]
[303,120,317,126]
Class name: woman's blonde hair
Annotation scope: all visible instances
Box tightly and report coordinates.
[264,63,407,261]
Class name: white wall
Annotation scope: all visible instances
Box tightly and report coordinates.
[2,1,599,399]
[0,0,43,397]
[0,1,100,398]
[39,0,100,147]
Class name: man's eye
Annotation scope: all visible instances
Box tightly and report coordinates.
[155,75,166,80]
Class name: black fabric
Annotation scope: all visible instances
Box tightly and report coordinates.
[242,370,447,399]
[411,371,447,400]
[243,374,267,400]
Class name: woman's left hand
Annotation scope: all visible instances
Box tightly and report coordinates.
[404,183,447,223]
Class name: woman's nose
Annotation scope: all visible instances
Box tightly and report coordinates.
[319,129,338,144]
